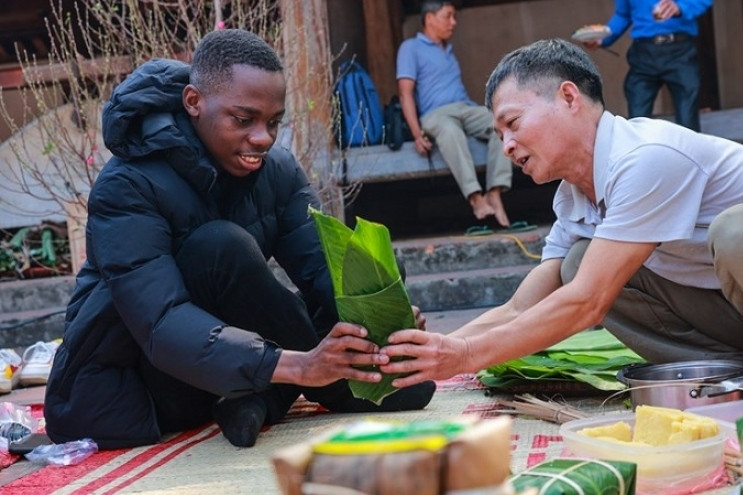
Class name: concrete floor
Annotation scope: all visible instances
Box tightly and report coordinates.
[425,306,489,335]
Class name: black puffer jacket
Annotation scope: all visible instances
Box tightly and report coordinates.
[44,59,335,448]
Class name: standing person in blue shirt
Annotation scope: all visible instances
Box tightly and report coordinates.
[397,0,513,226]
[585,0,712,131]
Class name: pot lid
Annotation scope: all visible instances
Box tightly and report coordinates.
[619,360,743,383]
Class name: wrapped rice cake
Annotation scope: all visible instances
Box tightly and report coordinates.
[272,416,518,495]
[510,458,637,495]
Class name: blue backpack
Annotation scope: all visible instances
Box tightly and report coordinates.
[334,60,384,148]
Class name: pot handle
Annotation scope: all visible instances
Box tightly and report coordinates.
[689,376,743,399]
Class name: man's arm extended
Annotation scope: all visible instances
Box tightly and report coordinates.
[380,238,656,386]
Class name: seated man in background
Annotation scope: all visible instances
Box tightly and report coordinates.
[380,39,743,386]
[44,28,434,450]
[397,0,513,226]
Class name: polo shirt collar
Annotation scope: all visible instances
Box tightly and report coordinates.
[416,32,452,52]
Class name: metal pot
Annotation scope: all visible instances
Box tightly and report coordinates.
[617,360,743,410]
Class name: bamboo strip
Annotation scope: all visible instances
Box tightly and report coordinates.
[498,394,590,424]
[725,462,743,478]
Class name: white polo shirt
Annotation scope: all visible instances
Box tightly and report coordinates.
[542,111,743,289]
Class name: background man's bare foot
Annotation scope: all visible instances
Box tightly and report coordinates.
[486,188,510,227]
[468,192,496,220]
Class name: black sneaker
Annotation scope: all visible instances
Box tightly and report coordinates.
[213,394,267,447]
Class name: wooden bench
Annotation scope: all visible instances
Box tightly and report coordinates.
[336,136,487,185]
[334,108,743,186]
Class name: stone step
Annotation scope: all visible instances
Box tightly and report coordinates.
[0,229,546,347]
[0,276,75,313]
[394,228,544,275]
[407,264,534,312]
[0,307,66,349]
[0,264,532,347]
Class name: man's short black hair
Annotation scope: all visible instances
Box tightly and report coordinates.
[190,29,283,94]
[484,38,605,109]
[421,0,454,25]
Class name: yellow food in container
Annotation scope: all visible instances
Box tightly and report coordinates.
[560,406,727,494]
[579,405,719,446]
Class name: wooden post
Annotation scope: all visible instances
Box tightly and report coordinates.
[278,0,344,219]
[64,198,88,274]
[361,0,404,105]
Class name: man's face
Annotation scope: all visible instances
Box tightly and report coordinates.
[184,64,286,177]
[491,77,565,184]
[427,5,457,41]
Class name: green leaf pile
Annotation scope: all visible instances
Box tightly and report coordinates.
[309,207,416,405]
[477,328,645,391]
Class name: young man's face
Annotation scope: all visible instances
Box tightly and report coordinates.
[491,77,566,185]
[184,64,286,177]
[426,4,457,42]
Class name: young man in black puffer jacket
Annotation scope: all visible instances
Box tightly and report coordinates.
[44,29,434,449]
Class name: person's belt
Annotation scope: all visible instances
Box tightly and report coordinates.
[635,32,692,45]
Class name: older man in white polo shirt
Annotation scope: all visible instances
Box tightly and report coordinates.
[378,39,743,387]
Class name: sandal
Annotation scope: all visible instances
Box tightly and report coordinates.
[465,225,494,236]
[496,220,538,234]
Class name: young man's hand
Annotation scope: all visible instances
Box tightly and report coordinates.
[272,322,388,387]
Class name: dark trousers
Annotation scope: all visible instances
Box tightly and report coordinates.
[142,220,322,433]
[624,38,700,131]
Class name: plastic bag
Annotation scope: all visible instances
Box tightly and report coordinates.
[0,402,38,442]
[26,438,98,466]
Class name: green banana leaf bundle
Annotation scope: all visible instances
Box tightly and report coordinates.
[510,458,637,494]
[309,207,416,405]
[477,329,645,393]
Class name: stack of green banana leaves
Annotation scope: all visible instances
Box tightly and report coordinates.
[510,458,637,495]
[477,328,645,393]
[310,207,416,405]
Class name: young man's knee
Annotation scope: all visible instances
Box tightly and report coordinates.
[177,220,264,269]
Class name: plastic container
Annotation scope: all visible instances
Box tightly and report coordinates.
[559,413,726,494]
[686,399,743,423]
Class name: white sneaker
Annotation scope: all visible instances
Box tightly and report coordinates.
[0,349,22,394]
[19,340,61,387]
